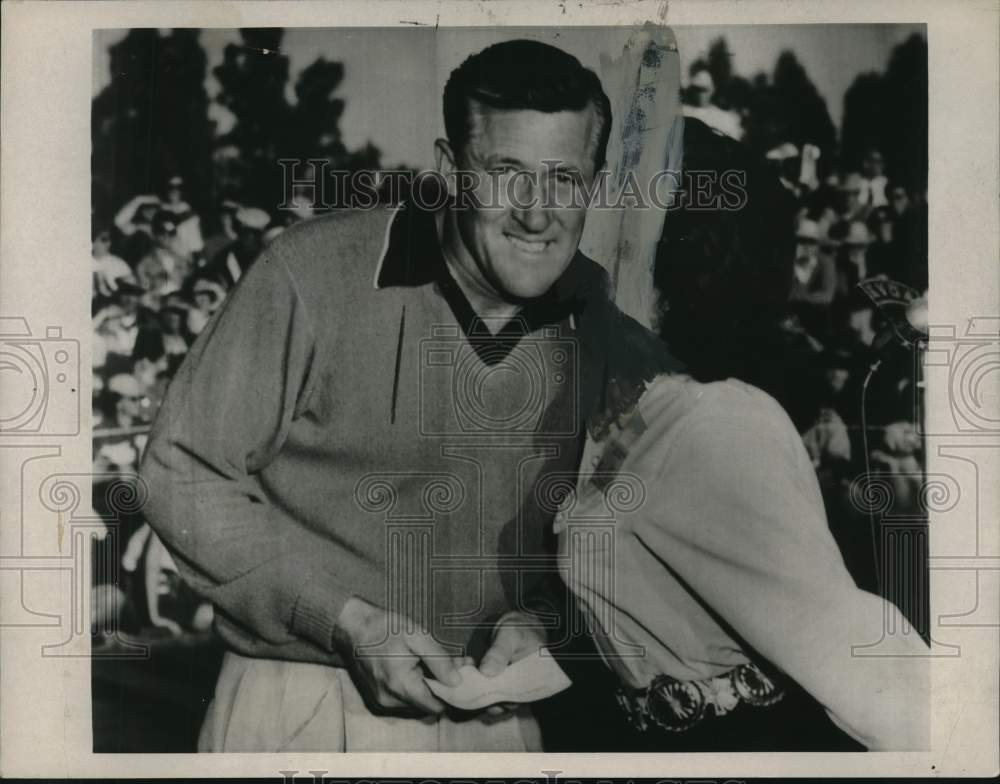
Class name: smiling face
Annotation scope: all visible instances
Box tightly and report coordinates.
[437,105,600,307]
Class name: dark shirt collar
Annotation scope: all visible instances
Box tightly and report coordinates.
[374,201,604,343]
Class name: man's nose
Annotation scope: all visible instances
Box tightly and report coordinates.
[510,199,551,234]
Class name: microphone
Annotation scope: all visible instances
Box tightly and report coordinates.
[856,278,928,353]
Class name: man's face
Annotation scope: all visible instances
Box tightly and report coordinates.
[92,232,111,256]
[154,223,178,250]
[890,186,910,215]
[842,188,862,215]
[847,245,867,268]
[863,153,884,178]
[237,226,263,255]
[848,307,876,346]
[438,105,600,304]
[795,237,819,264]
[117,292,139,316]
[825,366,850,394]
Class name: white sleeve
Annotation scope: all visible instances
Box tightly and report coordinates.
[634,390,929,749]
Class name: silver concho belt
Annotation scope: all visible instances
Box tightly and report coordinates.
[616,662,785,733]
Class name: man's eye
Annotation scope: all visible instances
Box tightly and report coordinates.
[548,171,578,186]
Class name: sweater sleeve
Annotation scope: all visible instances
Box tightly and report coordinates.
[139,248,357,660]
[634,388,929,750]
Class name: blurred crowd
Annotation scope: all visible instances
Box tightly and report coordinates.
[91,177,299,640]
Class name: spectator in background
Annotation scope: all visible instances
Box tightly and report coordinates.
[207,206,269,288]
[833,172,870,226]
[866,206,901,280]
[160,175,205,261]
[185,276,228,337]
[92,371,107,429]
[681,65,744,140]
[831,220,873,309]
[789,217,837,339]
[887,180,911,219]
[884,180,928,292]
[158,301,193,374]
[842,293,878,351]
[802,344,855,480]
[92,226,133,301]
[114,194,162,265]
[765,142,803,199]
[201,199,241,266]
[103,372,147,429]
[93,278,162,376]
[859,149,888,208]
[136,211,194,308]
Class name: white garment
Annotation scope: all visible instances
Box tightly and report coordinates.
[92,253,133,296]
[199,652,543,752]
[95,312,139,357]
[558,373,929,750]
[682,104,744,140]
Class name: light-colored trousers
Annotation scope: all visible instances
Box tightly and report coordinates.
[198,651,543,752]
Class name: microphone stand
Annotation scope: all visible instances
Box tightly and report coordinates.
[860,356,884,598]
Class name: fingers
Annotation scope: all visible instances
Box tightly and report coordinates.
[358,655,447,716]
[407,631,462,687]
[394,675,449,716]
[479,627,519,678]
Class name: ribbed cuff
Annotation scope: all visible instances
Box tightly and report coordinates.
[289,566,355,654]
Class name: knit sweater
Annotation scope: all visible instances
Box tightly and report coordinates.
[140,204,670,666]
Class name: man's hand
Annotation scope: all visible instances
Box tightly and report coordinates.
[335,596,462,716]
[477,610,550,716]
[479,610,549,677]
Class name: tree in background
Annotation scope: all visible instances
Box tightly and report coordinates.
[92,28,215,228]
[212,28,294,211]
[739,51,837,162]
[212,28,383,214]
[703,36,755,113]
[841,33,928,192]
[770,52,837,156]
[688,38,837,166]
[93,27,384,230]
[840,72,886,170]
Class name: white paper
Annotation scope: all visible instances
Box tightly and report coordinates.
[425,650,572,710]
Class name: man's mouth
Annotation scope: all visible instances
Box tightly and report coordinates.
[505,233,552,254]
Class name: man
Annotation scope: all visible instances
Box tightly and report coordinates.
[205,206,270,288]
[92,278,163,376]
[91,226,133,301]
[134,210,194,308]
[113,193,161,265]
[161,175,206,260]
[141,40,657,752]
[681,65,743,141]
[200,198,242,266]
[859,148,888,208]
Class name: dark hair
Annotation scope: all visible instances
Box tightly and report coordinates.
[443,39,612,172]
[654,119,799,402]
[152,210,178,236]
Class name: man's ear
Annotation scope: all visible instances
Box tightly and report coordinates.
[435,138,459,198]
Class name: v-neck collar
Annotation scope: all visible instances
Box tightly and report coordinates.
[374,202,594,365]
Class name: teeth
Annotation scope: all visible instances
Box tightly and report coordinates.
[508,235,548,254]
